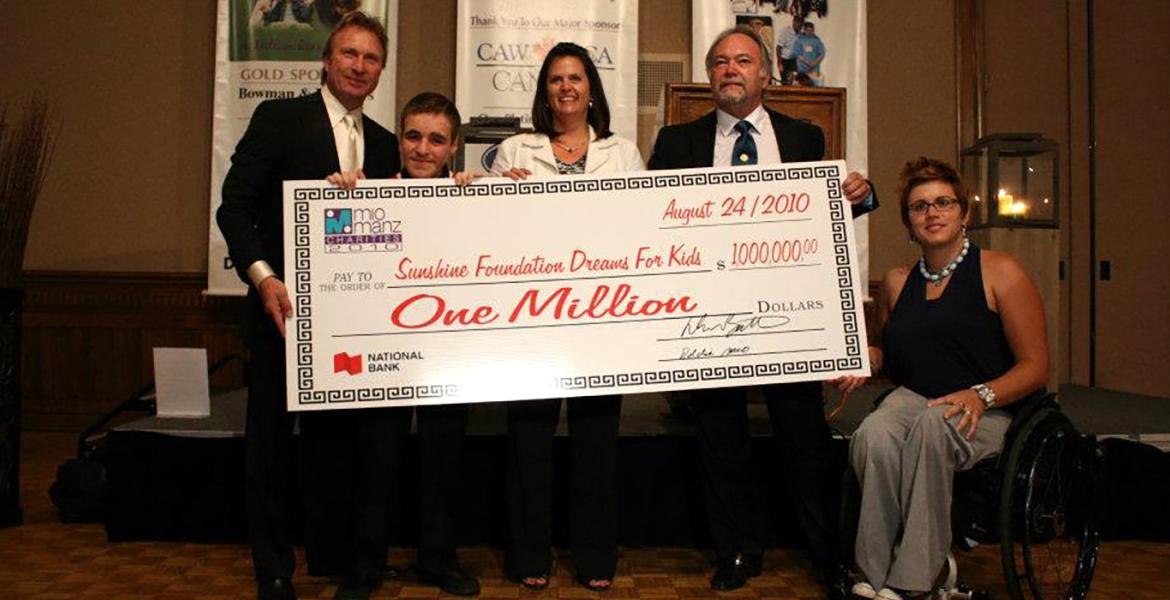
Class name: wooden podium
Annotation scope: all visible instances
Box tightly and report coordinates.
[662,83,847,160]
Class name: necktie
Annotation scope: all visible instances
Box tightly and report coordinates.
[342,114,359,172]
[732,120,758,166]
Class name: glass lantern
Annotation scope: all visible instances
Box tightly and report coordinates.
[961,133,1059,229]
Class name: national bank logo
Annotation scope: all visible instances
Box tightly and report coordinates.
[323,207,403,254]
[333,352,363,375]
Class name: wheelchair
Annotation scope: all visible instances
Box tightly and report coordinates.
[841,391,1101,600]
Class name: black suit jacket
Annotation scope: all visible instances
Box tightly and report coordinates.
[648,107,876,217]
[217,91,400,285]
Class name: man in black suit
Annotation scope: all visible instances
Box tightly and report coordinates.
[648,26,877,597]
[217,12,403,600]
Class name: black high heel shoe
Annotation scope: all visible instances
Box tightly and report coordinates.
[506,554,556,591]
[576,575,613,592]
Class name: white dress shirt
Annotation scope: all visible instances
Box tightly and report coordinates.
[321,85,365,171]
[713,103,782,167]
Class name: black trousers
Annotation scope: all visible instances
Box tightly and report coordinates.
[691,381,840,567]
[243,326,298,583]
[242,306,409,584]
[415,403,470,571]
[506,395,621,580]
[300,406,410,582]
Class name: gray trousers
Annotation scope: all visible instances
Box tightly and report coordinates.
[849,387,1011,592]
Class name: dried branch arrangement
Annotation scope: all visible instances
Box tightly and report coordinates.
[0,95,58,288]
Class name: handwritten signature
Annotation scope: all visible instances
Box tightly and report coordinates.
[679,313,791,338]
[678,344,752,360]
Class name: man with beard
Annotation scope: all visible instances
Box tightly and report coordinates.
[648,26,877,599]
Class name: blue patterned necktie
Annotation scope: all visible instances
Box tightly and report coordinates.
[732,120,758,166]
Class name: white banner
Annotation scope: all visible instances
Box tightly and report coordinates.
[207,0,398,295]
[283,163,869,410]
[692,0,869,286]
[455,0,639,168]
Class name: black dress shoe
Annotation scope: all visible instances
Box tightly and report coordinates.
[257,577,297,600]
[334,577,379,600]
[710,553,763,591]
[418,565,481,596]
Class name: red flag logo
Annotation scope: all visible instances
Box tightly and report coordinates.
[333,352,363,375]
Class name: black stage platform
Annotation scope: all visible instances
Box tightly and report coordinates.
[103,389,851,550]
[102,384,1170,546]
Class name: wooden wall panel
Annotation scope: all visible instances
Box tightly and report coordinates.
[865,3,958,279]
[1091,2,1170,397]
[20,272,247,432]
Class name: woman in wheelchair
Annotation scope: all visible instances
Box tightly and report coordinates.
[830,157,1049,600]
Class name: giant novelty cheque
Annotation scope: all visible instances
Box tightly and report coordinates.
[284,161,869,410]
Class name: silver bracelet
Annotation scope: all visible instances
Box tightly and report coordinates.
[246,260,276,287]
[971,383,997,410]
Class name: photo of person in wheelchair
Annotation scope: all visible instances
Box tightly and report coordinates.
[831,157,1054,600]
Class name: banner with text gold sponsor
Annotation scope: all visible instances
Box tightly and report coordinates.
[283,163,869,410]
[454,0,639,171]
[207,0,398,295]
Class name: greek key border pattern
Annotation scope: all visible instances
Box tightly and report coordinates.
[300,165,826,202]
[291,165,863,405]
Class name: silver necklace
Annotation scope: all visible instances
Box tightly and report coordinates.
[553,138,587,153]
[918,236,970,286]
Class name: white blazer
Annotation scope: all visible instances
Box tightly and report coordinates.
[488,127,645,176]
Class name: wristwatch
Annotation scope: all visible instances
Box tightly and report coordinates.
[971,383,997,410]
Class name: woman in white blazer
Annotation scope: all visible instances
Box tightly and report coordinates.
[489,126,644,177]
[490,42,644,593]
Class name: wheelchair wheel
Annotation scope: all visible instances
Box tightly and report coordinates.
[999,410,1099,600]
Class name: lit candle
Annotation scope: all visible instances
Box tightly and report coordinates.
[997,189,1014,216]
[996,189,1030,217]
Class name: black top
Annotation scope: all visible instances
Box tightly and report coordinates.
[883,243,1024,408]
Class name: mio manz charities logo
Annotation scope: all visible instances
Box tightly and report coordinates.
[324,207,403,253]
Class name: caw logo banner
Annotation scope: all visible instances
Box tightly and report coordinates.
[324,207,404,253]
[455,0,638,141]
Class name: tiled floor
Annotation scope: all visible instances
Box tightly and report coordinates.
[2,431,1168,599]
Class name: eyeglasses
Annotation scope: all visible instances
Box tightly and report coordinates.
[907,196,960,215]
